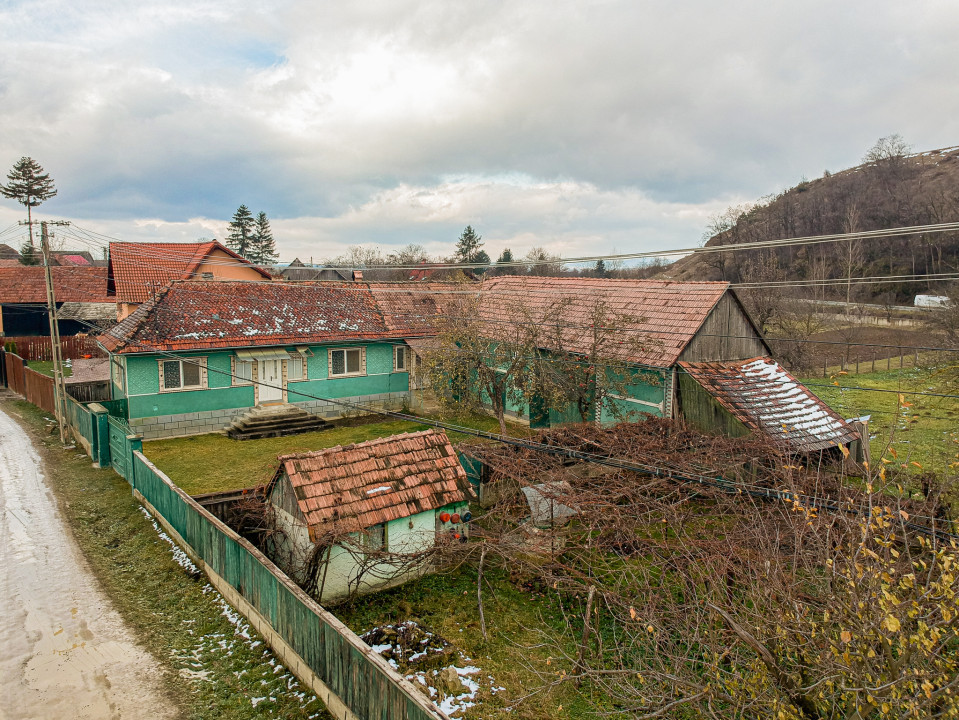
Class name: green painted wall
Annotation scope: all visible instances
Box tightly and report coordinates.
[119,342,409,420]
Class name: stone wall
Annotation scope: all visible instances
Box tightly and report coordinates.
[130,391,410,440]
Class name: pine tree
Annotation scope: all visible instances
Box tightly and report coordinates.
[251,211,277,265]
[594,259,607,278]
[493,248,514,275]
[454,225,484,263]
[0,157,57,249]
[226,205,256,259]
[19,239,40,265]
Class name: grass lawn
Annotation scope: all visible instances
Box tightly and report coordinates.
[145,412,523,495]
[1,397,330,720]
[25,359,72,378]
[334,562,606,719]
[799,363,959,477]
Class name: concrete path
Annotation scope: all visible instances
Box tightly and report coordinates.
[0,403,178,720]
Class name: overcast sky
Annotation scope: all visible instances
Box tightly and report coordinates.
[0,0,957,265]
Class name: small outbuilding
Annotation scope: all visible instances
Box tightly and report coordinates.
[266,429,474,603]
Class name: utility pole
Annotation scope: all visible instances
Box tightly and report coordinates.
[35,219,71,443]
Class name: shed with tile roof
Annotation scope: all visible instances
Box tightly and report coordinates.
[0,266,110,336]
[678,357,860,454]
[265,430,473,603]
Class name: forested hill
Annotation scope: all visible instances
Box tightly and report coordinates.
[662,142,959,304]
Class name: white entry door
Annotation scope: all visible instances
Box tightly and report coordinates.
[258,358,283,403]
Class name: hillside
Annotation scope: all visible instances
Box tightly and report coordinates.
[662,143,959,305]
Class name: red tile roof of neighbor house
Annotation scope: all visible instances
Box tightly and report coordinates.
[99,279,397,353]
[368,282,462,336]
[679,357,860,452]
[477,276,732,367]
[272,430,473,541]
[0,266,110,304]
[107,241,272,303]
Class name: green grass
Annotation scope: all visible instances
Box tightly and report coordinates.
[145,412,520,495]
[1,398,331,720]
[26,359,72,377]
[334,562,605,719]
[799,364,959,476]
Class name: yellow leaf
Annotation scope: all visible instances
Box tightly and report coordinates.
[840,630,852,643]
[899,510,910,521]
[546,657,552,665]
[884,615,901,632]
[889,448,898,459]
[647,624,655,633]
[910,461,923,470]
[629,607,636,620]
[839,444,850,458]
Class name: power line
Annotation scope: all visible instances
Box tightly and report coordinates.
[59,219,959,271]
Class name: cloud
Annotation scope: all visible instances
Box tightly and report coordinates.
[0,0,957,259]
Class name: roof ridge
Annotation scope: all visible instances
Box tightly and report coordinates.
[280,429,439,462]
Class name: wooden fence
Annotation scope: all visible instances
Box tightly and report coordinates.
[129,452,449,720]
[3,351,56,414]
[1,334,106,361]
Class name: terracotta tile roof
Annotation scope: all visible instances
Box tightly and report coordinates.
[0,266,110,304]
[478,276,731,367]
[679,357,860,452]
[368,282,463,336]
[99,279,396,353]
[107,241,272,303]
[0,259,22,268]
[272,430,473,540]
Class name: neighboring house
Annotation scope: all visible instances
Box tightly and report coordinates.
[107,240,273,320]
[50,250,98,266]
[0,243,19,260]
[0,266,111,336]
[266,429,473,603]
[281,258,353,282]
[97,280,424,439]
[473,276,858,454]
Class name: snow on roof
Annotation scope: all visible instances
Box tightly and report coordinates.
[680,357,860,452]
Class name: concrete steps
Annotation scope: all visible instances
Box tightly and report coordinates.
[227,404,331,441]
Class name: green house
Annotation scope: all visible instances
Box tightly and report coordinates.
[98,280,426,439]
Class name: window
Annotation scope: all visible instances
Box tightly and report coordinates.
[287,353,305,381]
[112,356,126,392]
[233,358,253,385]
[159,358,206,391]
[362,523,386,552]
[329,347,365,377]
[393,345,407,372]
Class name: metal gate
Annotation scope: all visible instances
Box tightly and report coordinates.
[107,415,133,480]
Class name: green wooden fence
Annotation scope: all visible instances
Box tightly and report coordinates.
[129,452,447,720]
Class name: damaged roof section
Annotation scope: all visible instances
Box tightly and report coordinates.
[100,279,394,353]
[271,430,473,541]
[680,357,860,452]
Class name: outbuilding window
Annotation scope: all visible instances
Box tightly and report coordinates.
[329,347,365,377]
[159,357,206,391]
[362,523,387,552]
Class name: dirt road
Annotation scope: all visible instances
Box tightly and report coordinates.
[0,404,178,719]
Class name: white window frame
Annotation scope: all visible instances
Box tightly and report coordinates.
[287,352,306,382]
[112,355,126,392]
[393,345,408,372]
[232,356,254,386]
[158,357,207,392]
[328,347,366,378]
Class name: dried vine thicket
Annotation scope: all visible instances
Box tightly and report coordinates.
[456,419,959,719]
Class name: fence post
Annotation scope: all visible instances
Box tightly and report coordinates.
[127,434,143,489]
[88,403,111,468]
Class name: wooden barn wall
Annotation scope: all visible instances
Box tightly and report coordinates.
[676,372,750,439]
[679,293,768,363]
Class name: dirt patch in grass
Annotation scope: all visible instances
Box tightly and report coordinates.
[1,396,331,720]
[145,412,520,495]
